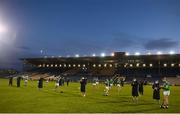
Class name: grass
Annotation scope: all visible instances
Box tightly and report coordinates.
[0,78,180,113]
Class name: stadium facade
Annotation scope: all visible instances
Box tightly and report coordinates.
[21,52,180,81]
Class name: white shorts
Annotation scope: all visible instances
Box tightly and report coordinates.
[163,91,170,96]
[92,83,96,86]
[55,83,59,86]
[117,84,121,87]
[106,86,110,90]
[96,82,99,84]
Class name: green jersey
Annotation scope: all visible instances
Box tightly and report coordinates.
[163,83,170,91]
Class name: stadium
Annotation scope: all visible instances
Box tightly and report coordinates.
[21,52,180,85]
[0,51,180,113]
[1,0,180,113]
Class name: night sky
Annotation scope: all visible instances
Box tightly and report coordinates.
[0,0,180,70]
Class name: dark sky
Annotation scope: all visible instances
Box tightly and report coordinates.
[0,0,180,70]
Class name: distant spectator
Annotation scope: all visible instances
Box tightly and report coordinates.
[24,78,28,87]
[9,77,13,86]
[139,80,144,95]
[38,77,43,90]
[131,78,139,103]
[66,78,70,86]
[17,77,21,87]
[120,78,125,87]
[80,77,87,97]
[104,79,110,96]
[152,80,160,104]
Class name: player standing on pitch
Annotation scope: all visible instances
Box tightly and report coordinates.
[160,79,170,109]
[131,78,139,103]
[80,77,87,97]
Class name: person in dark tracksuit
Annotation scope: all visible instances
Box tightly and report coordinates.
[152,80,160,104]
[17,77,21,87]
[9,77,13,86]
[80,77,87,97]
[59,77,63,86]
[131,78,139,103]
[139,80,144,95]
[38,78,43,90]
[120,78,124,87]
[66,78,70,86]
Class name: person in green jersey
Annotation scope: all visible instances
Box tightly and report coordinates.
[104,79,110,96]
[161,79,170,109]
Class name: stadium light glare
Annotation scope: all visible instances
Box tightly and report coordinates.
[111,52,115,57]
[157,51,162,55]
[92,54,96,57]
[125,52,130,56]
[147,52,151,55]
[143,64,146,67]
[75,54,79,57]
[0,24,7,33]
[164,63,167,67]
[101,53,106,57]
[149,64,153,67]
[169,51,175,55]
[136,63,139,67]
[171,63,175,67]
[135,52,140,56]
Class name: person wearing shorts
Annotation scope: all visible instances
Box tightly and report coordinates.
[161,80,170,109]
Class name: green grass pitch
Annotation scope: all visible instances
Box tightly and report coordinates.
[0,78,180,113]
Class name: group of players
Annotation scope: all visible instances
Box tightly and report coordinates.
[131,78,170,109]
[8,76,170,109]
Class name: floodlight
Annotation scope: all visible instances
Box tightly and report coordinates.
[125,52,130,56]
[101,53,106,57]
[135,52,140,56]
[75,54,79,57]
[157,51,162,55]
[169,51,175,55]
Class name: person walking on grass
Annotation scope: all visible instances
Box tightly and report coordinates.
[17,76,21,87]
[104,79,110,96]
[38,77,43,90]
[139,80,144,95]
[160,80,170,109]
[55,77,59,91]
[116,77,122,95]
[131,78,139,103]
[66,78,70,86]
[80,77,87,97]
[9,76,13,86]
[152,80,161,104]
